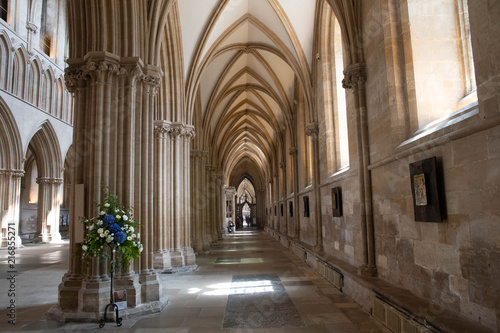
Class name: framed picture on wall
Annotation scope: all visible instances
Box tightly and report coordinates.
[409,156,443,222]
[332,187,342,217]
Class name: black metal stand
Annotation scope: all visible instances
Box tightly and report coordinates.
[99,248,122,328]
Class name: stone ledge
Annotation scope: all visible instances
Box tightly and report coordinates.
[47,297,168,323]
[269,231,494,333]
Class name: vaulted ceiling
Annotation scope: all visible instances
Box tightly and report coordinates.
[179,0,318,189]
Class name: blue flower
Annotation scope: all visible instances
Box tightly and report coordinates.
[109,223,121,235]
[114,231,127,244]
[103,215,115,227]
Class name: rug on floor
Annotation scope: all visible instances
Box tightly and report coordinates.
[222,273,304,329]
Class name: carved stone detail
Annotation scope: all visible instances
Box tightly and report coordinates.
[342,63,366,92]
[306,123,319,140]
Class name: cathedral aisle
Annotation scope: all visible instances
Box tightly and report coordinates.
[1,231,389,333]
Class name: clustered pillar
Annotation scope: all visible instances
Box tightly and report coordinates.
[0,170,24,248]
[55,52,196,320]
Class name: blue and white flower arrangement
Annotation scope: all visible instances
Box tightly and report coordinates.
[80,188,143,270]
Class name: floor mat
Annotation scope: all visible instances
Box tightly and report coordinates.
[222,273,304,329]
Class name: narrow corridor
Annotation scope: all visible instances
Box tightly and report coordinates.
[1,230,389,332]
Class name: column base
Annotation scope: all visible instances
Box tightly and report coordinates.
[140,271,161,303]
[115,273,142,308]
[34,232,63,243]
[0,235,23,248]
[48,298,168,323]
[192,239,204,254]
[162,248,197,273]
[51,271,167,323]
[153,250,172,272]
[57,273,83,311]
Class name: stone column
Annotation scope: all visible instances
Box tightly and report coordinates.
[280,161,287,235]
[273,173,278,230]
[190,149,207,254]
[289,147,300,239]
[34,177,63,243]
[153,121,172,271]
[306,123,323,251]
[54,54,165,320]
[167,123,196,269]
[214,173,224,239]
[225,187,236,228]
[206,165,218,244]
[343,63,377,276]
[0,170,24,248]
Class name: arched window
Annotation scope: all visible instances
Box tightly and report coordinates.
[39,0,56,57]
[402,0,477,135]
[320,4,349,175]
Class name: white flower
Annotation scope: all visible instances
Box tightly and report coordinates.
[127,236,132,241]
[106,235,114,243]
[97,220,103,226]
[104,230,109,235]
[132,233,137,239]
[100,233,106,238]
[115,209,119,213]
[97,228,104,234]
[116,215,121,220]
[100,211,106,215]
[89,224,95,231]
[138,244,144,252]
[129,226,134,233]
[82,244,88,251]
[104,203,110,208]
[137,233,140,239]
[123,215,129,221]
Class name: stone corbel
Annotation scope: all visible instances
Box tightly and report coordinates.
[305,123,319,140]
[26,21,38,34]
[342,63,366,92]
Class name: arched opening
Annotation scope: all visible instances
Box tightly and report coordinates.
[236,178,257,229]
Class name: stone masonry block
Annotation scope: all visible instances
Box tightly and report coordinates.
[414,240,436,271]
[452,133,489,166]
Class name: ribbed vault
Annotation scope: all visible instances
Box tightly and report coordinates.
[182,0,320,188]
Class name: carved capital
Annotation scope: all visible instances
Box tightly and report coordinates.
[154,120,171,138]
[0,169,25,178]
[169,123,184,140]
[184,125,196,141]
[342,63,366,92]
[289,147,298,155]
[306,123,319,140]
[36,177,64,185]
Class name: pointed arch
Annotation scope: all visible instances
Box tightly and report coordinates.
[11,46,28,98]
[28,57,43,107]
[42,67,55,113]
[0,97,23,171]
[27,120,63,179]
[0,32,11,90]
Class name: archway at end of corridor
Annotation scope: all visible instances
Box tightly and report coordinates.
[236,178,257,230]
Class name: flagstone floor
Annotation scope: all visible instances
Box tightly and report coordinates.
[0,229,390,333]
